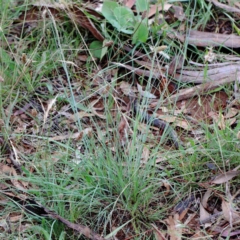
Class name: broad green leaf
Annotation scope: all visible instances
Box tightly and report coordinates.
[132,22,148,44]
[113,6,135,34]
[136,0,149,12]
[89,41,108,59]
[102,1,119,22]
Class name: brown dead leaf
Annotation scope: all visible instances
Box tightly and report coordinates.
[49,128,92,141]
[123,0,136,9]
[0,75,4,82]
[88,98,106,119]
[9,214,23,223]
[225,108,239,118]
[211,169,240,184]
[202,189,212,209]
[147,3,172,18]
[199,202,211,227]
[141,146,150,162]
[118,116,128,145]
[67,6,104,41]
[119,81,135,96]
[59,111,94,122]
[0,164,25,191]
[225,117,237,127]
[222,199,240,225]
[171,5,185,21]
[208,111,225,130]
[165,214,182,240]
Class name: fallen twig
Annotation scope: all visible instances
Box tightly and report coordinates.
[164,76,237,102]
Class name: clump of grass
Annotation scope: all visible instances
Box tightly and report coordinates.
[1,0,240,239]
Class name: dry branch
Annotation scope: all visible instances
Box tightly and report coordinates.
[168,30,240,48]
[165,76,237,102]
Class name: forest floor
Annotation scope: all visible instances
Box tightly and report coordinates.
[0,0,240,239]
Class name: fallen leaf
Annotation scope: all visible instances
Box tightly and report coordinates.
[123,0,136,9]
[225,108,239,118]
[0,164,25,191]
[141,146,150,162]
[118,116,128,145]
[88,98,106,119]
[199,202,211,227]
[119,81,135,96]
[165,214,182,240]
[202,189,212,209]
[137,84,156,99]
[211,169,240,184]
[147,3,172,18]
[171,5,185,21]
[49,128,92,141]
[208,111,225,129]
[222,199,240,225]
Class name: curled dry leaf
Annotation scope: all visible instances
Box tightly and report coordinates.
[211,169,240,184]
[222,199,240,226]
[199,202,211,227]
[201,189,212,209]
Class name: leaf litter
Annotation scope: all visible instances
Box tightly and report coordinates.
[1,0,240,239]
